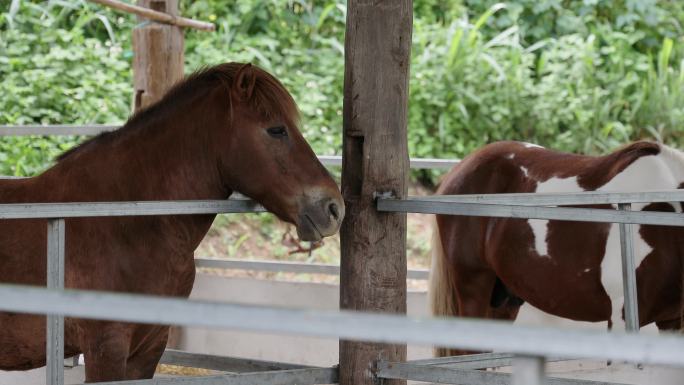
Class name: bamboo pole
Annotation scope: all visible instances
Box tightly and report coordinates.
[88,0,215,31]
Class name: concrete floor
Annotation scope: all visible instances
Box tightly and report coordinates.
[0,365,85,385]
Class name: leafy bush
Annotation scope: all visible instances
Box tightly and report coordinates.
[408,2,684,168]
[1,0,684,182]
[0,0,132,175]
[181,1,347,153]
[463,0,684,52]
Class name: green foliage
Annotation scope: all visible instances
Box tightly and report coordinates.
[408,1,684,171]
[633,38,684,144]
[463,0,684,51]
[181,1,347,153]
[0,0,133,175]
[2,0,684,183]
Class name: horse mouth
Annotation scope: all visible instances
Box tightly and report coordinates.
[294,213,325,242]
[300,214,323,241]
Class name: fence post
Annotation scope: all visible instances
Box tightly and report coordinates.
[46,218,65,385]
[618,203,640,332]
[132,0,184,111]
[339,1,413,384]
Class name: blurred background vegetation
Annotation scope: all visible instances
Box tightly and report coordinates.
[2,0,683,270]
[1,0,683,180]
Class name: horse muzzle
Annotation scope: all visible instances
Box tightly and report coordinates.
[296,196,345,241]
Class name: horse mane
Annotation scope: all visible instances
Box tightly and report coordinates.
[57,63,300,161]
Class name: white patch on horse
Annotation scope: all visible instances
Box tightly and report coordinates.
[529,219,549,257]
[600,224,653,332]
[659,144,684,183]
[520,166,529,177]
[596,151,677,331]
[536,176,583,194]
[506,153,515,159]
[528,176,583,258]
[523,142,544,149]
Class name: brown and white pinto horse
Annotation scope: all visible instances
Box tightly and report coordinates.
[0,63,344,382]
[431,140,683,356]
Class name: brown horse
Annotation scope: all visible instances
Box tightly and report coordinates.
[431,140,684,356]
[0,63,344,381]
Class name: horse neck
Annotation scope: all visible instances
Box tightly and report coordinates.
[35,101,229,203]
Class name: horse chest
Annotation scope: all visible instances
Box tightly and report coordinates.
[63,217,199,297]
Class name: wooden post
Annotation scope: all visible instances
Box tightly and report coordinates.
[132,0,184,111]
[339,1,413,385]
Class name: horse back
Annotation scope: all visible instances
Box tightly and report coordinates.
[438,140,663,196]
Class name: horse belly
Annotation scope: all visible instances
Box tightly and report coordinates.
[488,218,613,323]
[504,271,611,323]
[514,303,607,330]
[0,220,82,370]
[0,312,50,370]
[0,219,46,285]
[0,314,80,371]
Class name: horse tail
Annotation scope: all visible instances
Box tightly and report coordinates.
[429,216,459,357]
[681,259,684,331]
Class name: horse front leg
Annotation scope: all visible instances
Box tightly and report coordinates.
[79,321,133,383]
[125,324,171,380]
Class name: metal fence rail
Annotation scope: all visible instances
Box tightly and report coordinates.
[377,197,684,226]
[88,367,338,385]
[377,354,626,385]
[318,154,458,169]
[159,349,314,372]
[195,258,430,280]
[1,284,683,367]
[46,219,65,385]
[0,200,265,219]
[0,124,119,136]
[377,359,612,385]
[3,193,684,384]
[412,189,684,206]
[398,352,566,371]
[377,354,623,385]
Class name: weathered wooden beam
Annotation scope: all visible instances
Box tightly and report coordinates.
[339,1,413,385]
[88,0,215,31]
[132,0,184,111]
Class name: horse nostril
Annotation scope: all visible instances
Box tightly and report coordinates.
[328,202,340,221]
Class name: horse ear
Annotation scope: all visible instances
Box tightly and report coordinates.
[233,63,256,101]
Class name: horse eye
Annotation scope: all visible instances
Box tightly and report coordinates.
[267,126,288,138]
